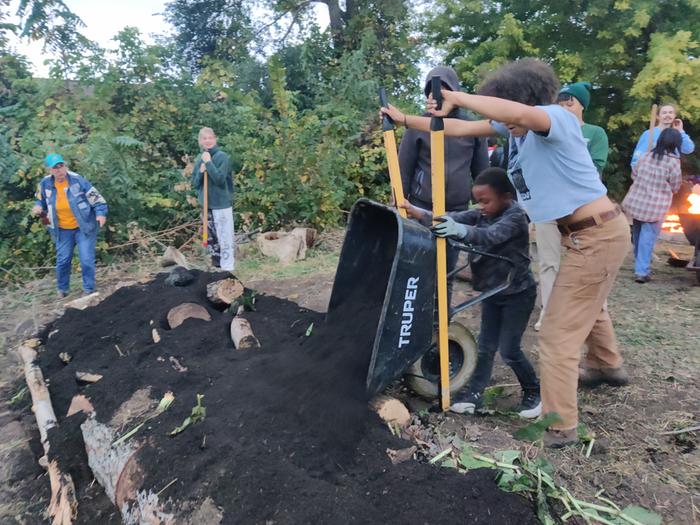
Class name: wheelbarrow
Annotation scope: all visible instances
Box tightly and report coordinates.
[678,213,700,284]
[327,198,514,398]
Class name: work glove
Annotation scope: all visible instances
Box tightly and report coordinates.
[431,215,468,240]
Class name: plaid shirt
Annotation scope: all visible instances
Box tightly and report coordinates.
[622,152,681,223]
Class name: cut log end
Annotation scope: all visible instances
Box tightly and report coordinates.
[206,278,244,307]
[167,303,211,330]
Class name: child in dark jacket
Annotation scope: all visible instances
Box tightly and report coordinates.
[402,168,541,418]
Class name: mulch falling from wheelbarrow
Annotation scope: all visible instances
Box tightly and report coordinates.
[37,271,538,524]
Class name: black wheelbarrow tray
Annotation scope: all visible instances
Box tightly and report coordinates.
[327,198,514,398]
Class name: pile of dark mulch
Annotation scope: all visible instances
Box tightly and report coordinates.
[37,271,537,524]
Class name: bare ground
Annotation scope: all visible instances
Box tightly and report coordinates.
[1,231,698,524]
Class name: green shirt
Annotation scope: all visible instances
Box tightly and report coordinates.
[581,123,609,174]
[191,147,233,210]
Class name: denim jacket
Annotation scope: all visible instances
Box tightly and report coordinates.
[35,172,108,243]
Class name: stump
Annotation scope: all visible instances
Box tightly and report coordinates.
[166,303,211,329]
[206,278,244,307]
[370,395,411,428]
[230,317,260,350]
[256,231,307,265]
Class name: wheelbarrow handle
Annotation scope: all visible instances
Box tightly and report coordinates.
[430,76,444,132]
[379,87,395,132]
[446,240,516,318]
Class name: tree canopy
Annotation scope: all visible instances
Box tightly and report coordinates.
[0,0,698,281]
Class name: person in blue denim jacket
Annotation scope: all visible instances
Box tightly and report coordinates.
[32,153,108,297]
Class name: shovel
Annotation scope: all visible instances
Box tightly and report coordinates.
[647,104,658,152]
[202,164,209,247]
[379,88,407,218]
[429,76,451,411]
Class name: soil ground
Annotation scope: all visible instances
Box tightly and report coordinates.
[1,229,698,524]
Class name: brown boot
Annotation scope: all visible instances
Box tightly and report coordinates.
[543,428,578,449]
[578,366,629,388]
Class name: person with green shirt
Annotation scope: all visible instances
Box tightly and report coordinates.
[191,127,235,271]
[557,82,609,175]
[533,82,610,331]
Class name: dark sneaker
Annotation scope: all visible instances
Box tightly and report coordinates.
[578,366,629,388]
[634,274,651,283]
[449,391,483,415]
[543,428,578,448]
[517,390,542,419]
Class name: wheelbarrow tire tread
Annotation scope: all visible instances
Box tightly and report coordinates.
[405,322,477,399]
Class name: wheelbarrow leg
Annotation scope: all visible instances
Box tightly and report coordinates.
[430,76,451,411]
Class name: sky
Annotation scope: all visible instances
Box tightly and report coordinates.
[6,0,330,77]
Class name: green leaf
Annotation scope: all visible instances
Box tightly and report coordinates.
[458,446,493,470]
[621,505,663,525]
[496,450,520,465]
[513,413,563,442]
[482,385,506,406]
[170,416,193,436]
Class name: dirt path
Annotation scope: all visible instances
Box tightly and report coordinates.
[1,233,697,524]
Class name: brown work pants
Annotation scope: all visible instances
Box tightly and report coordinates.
[539,213,630,430]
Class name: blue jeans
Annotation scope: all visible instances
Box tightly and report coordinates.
[56,228,96,293]
[467,286,539,394]
[631,220,662,277]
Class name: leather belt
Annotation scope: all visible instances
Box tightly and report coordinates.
[557,207,621,235]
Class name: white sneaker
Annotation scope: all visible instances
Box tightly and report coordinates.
[449,391,483,415]
[518,402,542,419]
[517,391,542,419]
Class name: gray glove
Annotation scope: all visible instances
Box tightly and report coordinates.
[431,215,468,240]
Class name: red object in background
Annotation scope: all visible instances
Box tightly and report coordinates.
[40,211,49,225]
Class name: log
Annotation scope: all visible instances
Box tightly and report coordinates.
[18,344,78,524]
[370,395,411,428]
[65,292,101,311]
[166,303,211,329]
[160,246,189,269]
[206,278,244,307]
[78,389,187,524]
[75,371,103,383]
[230,317,260,350]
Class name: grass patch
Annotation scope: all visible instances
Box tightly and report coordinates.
[236,244,339,282]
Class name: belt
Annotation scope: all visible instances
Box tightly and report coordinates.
[557,207,621,235]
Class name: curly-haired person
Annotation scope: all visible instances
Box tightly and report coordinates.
[382,58,630,448]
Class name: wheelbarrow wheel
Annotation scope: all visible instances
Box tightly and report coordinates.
[404,321,477,399]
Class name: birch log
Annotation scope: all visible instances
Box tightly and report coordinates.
[18,344,78,525]
[230,317,260,350]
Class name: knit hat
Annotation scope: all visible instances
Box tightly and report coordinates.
[559,82,592,110]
